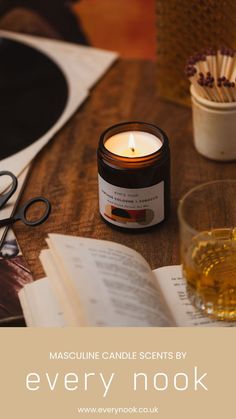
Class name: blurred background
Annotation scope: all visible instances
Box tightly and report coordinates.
[1,0,236,105]
[74,0,156,59]
[0,0,156,60]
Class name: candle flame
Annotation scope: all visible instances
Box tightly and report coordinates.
[128,133,136,153]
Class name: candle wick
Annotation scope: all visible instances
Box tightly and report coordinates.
[131,147,135,152]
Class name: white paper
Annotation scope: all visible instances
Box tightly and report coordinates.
[40,250,79,326]
[45,234,171,326]
[19,277,66,327]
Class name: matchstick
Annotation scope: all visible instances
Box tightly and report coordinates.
[186,46,236,103]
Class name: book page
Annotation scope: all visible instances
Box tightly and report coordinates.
[40,250,80,326]
[46,234,172,327]
[19,278,66,327]
[153,266,236,327]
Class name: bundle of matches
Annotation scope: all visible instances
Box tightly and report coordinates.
[185,47,236,102]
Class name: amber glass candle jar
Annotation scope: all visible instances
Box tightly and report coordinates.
[97,122,170,231]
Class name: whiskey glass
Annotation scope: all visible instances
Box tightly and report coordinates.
[178,180,236,321]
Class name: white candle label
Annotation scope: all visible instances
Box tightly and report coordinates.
[98,175,164,228]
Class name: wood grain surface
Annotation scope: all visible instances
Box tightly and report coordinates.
[14,59,236,279]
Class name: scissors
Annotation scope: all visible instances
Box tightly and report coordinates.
[0,171,51,228]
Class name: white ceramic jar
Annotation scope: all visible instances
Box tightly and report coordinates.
[190,84,236,161]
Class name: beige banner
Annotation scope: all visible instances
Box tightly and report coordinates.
[0,328,235,418]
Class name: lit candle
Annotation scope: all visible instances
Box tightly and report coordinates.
[104,131,162,158]
[97,122,170,231]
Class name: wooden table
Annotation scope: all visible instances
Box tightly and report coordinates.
[14,59,236,279]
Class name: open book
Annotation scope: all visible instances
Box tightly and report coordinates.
[19,234,235,327]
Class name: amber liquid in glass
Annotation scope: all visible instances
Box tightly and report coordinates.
[182,228,236,321]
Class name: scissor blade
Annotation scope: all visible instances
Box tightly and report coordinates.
[0,217,13,228]
[0,166,29,246]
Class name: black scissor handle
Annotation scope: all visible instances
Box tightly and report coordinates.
[14,196,51,227]
[0,171,18,209]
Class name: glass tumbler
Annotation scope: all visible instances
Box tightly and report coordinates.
[178,180,236,321]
